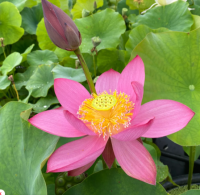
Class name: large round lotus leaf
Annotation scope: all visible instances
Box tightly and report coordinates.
[181,190,200,195]
[0,0,27,11]
[52,65,86,82]
[0,76,11,90]
[25,0,38,8]
[0,52,22,75]
[0,102,59,195]
[72,0,103,19]
[26,64,55,98]
[27,50,59,66]
[75,8,126,53]
[133,1,193,32]
[126,25,168,54]
[133,28,200,146]
[0,2,24,46]
[126,0,155,12]
[191,15,200,30]
[36,18,57,51]
[21,3,43,34]
[64,168,167,195]
[97,49,129,73]
[32,95,59,113]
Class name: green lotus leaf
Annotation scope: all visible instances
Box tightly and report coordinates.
[72,0,103,19]
[133,28,200,146]
[97,49,129,73]
[126,25,168,54]
[0,76,11,90]
[21,3,43,34]
[0,0,27,11]
[191,15,200,30]
[36,18,57,51]
[21,44,35,62]
[0,2,24,45]
[0,102,59,195]
[126,0,155,12]
[25,0,38,8]
[64,169,167,195]
[0,52,22,75]
[27,50,59,66]
[181,190,200,195]
[32,95,59,113]
[75,8,126,53]
[15,67,35,90]
[183,145,200,161]
[26,64,55,98]
[133,1,193,32]
[52,65,86,82]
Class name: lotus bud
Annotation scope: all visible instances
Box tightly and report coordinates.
[0,37,4,47]
[82,9,90,17]
[122,8,128,17]
[94,1,97,9]
[41,0,81,51]
[75,59,80,68]
[91,36,101,48]
[8,75,14,84]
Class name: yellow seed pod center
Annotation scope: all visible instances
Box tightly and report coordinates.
[92,94,117,110]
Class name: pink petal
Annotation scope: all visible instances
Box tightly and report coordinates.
[102,138,115,168]
[28,110,85,137]
[135,100,195,138]
[68,160,95,176]
[95,69,120,94]
[131,81,144,119]
[54,78,91,115]
[47,135,108,172]
[63,110,96,135]
[111,138,156,185]
[117,56,145,101]
[112,118,154,141]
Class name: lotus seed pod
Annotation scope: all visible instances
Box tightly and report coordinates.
[56,177,65,187]
[122,8,128,16]
[82,9,90,18]
[74,173,85,183]
[92,37,101,48]
[55,187,65,195]
[63,172,73,181]
[65,182,73,190]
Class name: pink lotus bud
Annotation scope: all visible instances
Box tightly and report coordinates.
[41,0,82,51]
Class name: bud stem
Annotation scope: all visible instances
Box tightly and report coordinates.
[74,48,96,94]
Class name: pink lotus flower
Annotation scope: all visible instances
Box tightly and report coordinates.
[29,56,194,185]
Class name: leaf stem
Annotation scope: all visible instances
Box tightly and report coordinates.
[74,48,96,94]
[188,146,196,190]
[13,83,19,101]
[92,54,97,77]
[101,155,108,169]
[2,46,6,59]
[112,160,117,168]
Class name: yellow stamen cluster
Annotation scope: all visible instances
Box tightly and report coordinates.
[77,91,134,137]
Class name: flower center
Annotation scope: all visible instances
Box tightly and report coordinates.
[92,94,117,110]
[78,91,134,137]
